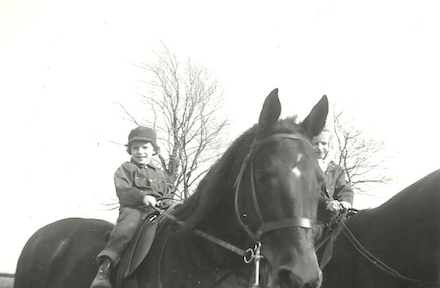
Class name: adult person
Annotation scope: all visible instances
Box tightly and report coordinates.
[90,126,169,288]
[312,128,354,243]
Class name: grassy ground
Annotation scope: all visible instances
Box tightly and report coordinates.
[0,275,14,288]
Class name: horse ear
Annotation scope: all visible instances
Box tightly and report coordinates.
[259,88,281,130]
[301,95,329,138]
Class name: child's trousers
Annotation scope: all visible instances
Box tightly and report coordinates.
[96,207,150,265]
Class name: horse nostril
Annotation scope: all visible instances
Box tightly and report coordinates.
[303,277,322,288]
[305,270,323,288]
[277,267,299,288]
[303,275,322,288]
[317,270,323,287]
[276,267,322,288]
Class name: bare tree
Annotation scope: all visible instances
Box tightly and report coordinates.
[331,107,393,194]
[119,43,230,199]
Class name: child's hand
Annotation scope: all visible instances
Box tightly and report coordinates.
[143,195,157,207]
[339,201,352,210]
[326,200,342,212]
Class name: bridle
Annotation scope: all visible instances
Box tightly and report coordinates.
[155,132,318,288]
[231,132,316,287]
[234,133,315,242]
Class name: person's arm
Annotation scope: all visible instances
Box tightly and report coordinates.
[114,163,151,207]
[334,167,354,208]
[318,194,330,210]
[159,171,169,197]
[143,168,170,207]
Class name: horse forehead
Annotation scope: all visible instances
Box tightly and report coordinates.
[261,138,315,174]
[291,154,309,178]
[280,138,313,158]
[289,150,319,180]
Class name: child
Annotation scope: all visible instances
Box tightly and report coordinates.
[90,126,169,288]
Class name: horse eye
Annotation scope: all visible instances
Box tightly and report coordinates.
[256,173,270,185]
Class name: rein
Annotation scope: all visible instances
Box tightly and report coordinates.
[342,221,440,287]
[154,206,264,288]
[152,206,247,257]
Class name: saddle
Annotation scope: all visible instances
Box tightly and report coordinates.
[315,209,357,270]
[115,202,182,288]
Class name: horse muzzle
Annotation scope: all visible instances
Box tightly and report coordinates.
[270,266,322,288]
[265,244,322,288]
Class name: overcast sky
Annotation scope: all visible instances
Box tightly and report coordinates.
[1,1,439,273]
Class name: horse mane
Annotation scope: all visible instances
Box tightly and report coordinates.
[172,116,306,230]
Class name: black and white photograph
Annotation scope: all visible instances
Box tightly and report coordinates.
[1,1,439,287]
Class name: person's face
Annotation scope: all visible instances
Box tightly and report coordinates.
[312,131,330,160]
[130,141,155,165]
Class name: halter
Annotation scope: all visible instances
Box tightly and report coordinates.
[234,133,315,242]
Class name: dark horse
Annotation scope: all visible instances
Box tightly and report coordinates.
[14,89,329,288]
[322,169,440,288]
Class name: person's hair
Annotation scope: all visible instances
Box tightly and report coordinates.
[319,127,332,137]
[125,141,160,155]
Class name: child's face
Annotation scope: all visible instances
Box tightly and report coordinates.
[312,131,330,160]
[130,141,155,165]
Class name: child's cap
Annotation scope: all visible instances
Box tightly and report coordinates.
[128,126,157,144]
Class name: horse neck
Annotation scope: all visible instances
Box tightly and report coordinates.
[162,133,256,275]
[185,188,251,266]
[198,191,249,252]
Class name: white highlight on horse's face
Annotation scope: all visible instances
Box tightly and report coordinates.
[291,153,303,178]
[292,166,302,178]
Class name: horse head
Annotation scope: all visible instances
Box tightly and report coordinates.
[167,88,328,288]
[234,89,328,288]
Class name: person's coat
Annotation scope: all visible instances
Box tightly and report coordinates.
[317,161,354,222]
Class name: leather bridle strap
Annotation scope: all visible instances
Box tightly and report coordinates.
[250,133,313,151]
[152,206,247,257]
[256,217,314,239]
